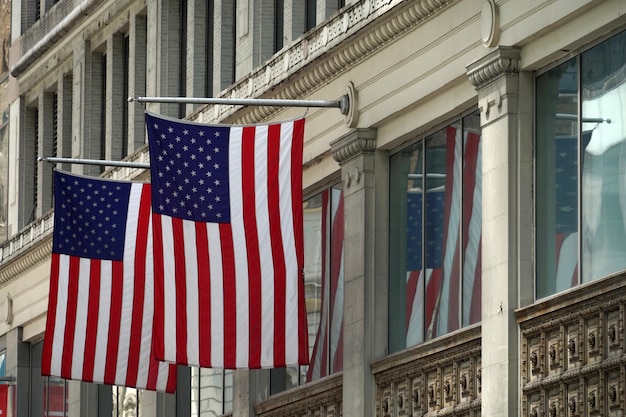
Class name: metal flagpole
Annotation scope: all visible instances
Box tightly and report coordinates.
[129,95,351,115]
[39,156,150,169]
[42,95,351,169]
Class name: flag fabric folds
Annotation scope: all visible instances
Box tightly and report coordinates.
[42,170,177,393]
[405,126,482,345]
[146,112,309,369]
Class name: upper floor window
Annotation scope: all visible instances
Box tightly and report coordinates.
[388,112,482,353]
[535,30,626,299]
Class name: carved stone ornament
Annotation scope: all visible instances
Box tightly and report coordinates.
[549,402,557,417]
[330,128,377,166]
[587,392,596,409]
[588,332,596,349]
[568,397,576,413]
[480,0,499,47]
[568,338,576,355]
[608,325,616,342]
[466,46,520,91]
[609,385,617,403]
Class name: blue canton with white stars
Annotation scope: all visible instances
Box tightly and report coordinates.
[52,171,131,261]
[146,113,231,223]
[406,190,444,271]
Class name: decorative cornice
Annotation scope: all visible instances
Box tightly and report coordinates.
[199,0,457,125]
[330,128,377,165]
[466,46,521,90]
[0,237,52,288]
[254,373,342,417]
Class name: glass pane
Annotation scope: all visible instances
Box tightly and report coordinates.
[425,123,461,339]
[198,368,226,417]
[389,141,423,353]
[303,192,324,381]
[461,112,482,326]
[536,57,579,298]
[581,31,626,281]
[45,377,67,417]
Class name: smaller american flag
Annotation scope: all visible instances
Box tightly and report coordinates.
[42,170,176,393]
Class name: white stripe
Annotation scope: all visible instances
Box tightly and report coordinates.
[183,219,200,366]
[437,129,462,334]
[229,125,249,368]
[462,136,482,326]
[50,256,70,377]
[93,260,112,383]
[161,216,177,363]
[208,222,225,367]
[70,259,89,379]
[556,233,578,292]
[156,362,171,392]
[116,184,143,385]
[279,121,300,365]
[255,124,275,367]
[136,211,154,388]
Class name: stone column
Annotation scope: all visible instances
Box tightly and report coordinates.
[466,46,532,417]
[5,327,29,417]
[330,128,385,417]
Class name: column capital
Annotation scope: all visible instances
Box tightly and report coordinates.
[466,46,521,91]
[330,128,377,166]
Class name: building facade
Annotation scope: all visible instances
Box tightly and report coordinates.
[0,0,625,415]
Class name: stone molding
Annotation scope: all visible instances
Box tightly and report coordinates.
[0,237,52,288]
[517,272,626,417]
[330,128,377,166]
[202,0,457,125]
[254,373,342,417]
[372,326,481,416]
[466,46,521,91]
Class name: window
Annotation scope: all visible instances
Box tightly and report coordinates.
[388,112,482,353]
[31,342,69,417]
[535,30,626,299]
[113,386,140,417]
[190,368,233,417]
[267,184,344,394]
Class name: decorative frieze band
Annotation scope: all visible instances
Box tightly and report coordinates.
[466,46,521,90]
[330,128,377,166]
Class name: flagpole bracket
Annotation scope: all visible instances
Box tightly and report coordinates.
[343,81,359,128]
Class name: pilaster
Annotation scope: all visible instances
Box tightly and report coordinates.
[466,46,530,417]
[330,128,379,417]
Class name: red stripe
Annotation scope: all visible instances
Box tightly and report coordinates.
[151,213,165,363]
[61,256,81,379]
[329,191,344,373]
[104,261,124,385]
[220,224,237,367]
[290,119,308,364]
[126,185,151,387]
[267,124,287,366]
[196,224,212,367]
[241,125,262,368]
[42,253,61,376]
[82,263,101,382]
[166,364,178,393]
[470,244,482,324]
[172,217,188,365]
[462,132,481,326]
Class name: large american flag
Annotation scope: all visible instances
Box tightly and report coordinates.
[42,170,176,393]
[405,126,481,345]
[146,112,309,369]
